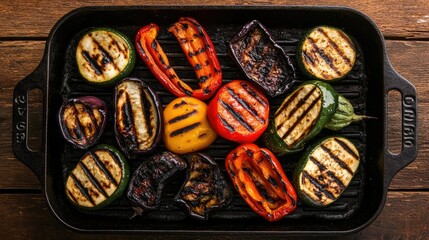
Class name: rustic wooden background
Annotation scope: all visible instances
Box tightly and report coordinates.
[1,1,428,239]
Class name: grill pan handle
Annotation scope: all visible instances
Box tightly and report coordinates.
[383,57,418,189]
[12,57,47,185]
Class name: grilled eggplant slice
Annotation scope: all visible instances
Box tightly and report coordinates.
[228,20,296,97]
[293,136,360,207]
[114,78,163,158]
[58,96,107,149]
[175,153,233,220]
[127,152,187,215]
[297,26,356,81]
[65,144,130,210]
[76,27,136,86]
[263,81,338,155]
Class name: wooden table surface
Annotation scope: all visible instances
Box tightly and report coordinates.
[1,1,428,239]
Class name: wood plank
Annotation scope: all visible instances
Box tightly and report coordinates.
[0,41,44,189]
[0,192,427,239]
[0,1,428,39]
[0,40,428,190]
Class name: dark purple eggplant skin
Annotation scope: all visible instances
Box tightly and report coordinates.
[175,153,233,220]
[127,151,187,214]
[228,20,296,97]
[58,96,107,149]
[114,77,163,159]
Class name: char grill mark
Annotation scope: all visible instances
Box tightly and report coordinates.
[302,171,336,200]
[168,109,198,124]
[121,93,138,146]
[309,156,346,192]
[275,85,322,147]
[78,161,109,199]
[226,87,265,124]
[320,145,354,175]
[91,37,119,71]
[307,37,342,77]
[219,100,254,132]
[170,122,201,137]
[70,173,96,206]
[81,50,103,75]
[240,82,267,106]
[279,95,321,142]
[219,115,235,132]
[140,90,153,137]
[316,28,352,67]
[89,151,119,187]
[334,137,360,160]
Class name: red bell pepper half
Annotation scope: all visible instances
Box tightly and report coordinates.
[225,143,297,222]
[135,18,222,101]
[208,80,269,143]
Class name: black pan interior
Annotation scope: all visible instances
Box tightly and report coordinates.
[44,6,385,233]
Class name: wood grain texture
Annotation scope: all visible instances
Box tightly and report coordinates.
[0,192,427,239]
[0,1,429,39]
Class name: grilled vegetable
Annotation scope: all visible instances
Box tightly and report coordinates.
[228,20,296,97]
[163,97,217,154]
[114,78,163,158]
[58,96,107,149]
[175,153,233,220]
[127,152,187,214]
[76,27,136,86]
[296,26,356,81]
[293,136,360,207]
[135,17,222,101]
[325,94,373,131]
[262,81,338,155]
[65,144,129,210]
[225,143,297,222]
[208,80,269,143]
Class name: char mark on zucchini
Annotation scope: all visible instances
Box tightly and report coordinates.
[89,151,119,187]
[275,85,322,147]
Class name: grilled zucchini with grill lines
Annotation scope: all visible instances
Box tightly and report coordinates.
[293,136,360,207]
[65,144,130,210]
[115,78,163,158]
[76,27,136,86]
[296,26,356,81]
[262,81,338,155]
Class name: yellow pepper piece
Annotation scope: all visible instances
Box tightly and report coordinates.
[163,97,217,154]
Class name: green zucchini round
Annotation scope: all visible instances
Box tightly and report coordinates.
[65,144,130,210]
[76,27,136,86]
[262,81,338,155]
[293,136,360,207]
[296,26,356,82]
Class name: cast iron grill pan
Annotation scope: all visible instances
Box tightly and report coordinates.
[12,6,417,234]
[61,24,367,220]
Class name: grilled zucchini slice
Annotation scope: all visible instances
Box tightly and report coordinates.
[262,81,338,155]
[293,136,360,207]
[76,27,136,86]
[297,26,356,81]
[65,144,130,210]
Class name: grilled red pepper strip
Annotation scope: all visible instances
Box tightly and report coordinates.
[136,24,193,97]
[225,143,297,222]
[135,18,222,100]
[168,17,222,100]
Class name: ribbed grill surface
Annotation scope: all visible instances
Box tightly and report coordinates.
[60,24,367,221]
